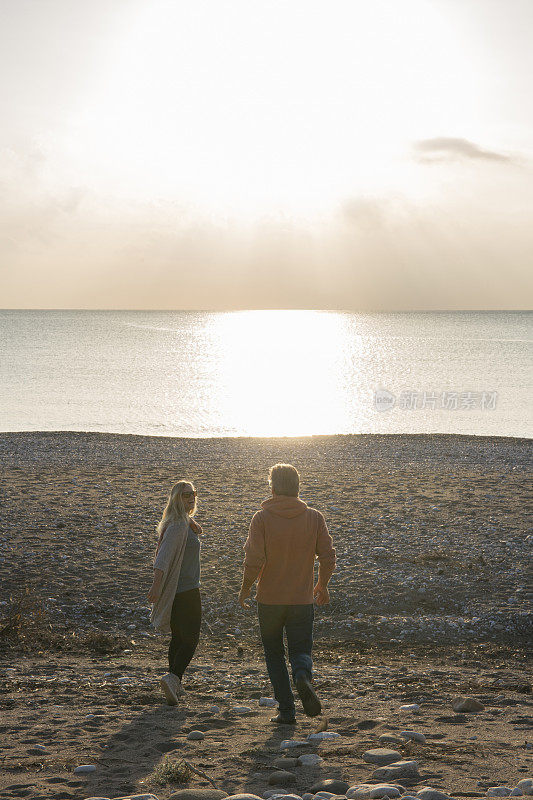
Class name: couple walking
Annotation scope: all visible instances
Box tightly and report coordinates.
[147,463,336,724]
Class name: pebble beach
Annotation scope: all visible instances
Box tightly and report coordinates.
[0,431,532,800]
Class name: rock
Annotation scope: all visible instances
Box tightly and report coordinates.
[74,764,97,774]
[309,780,349,795]
[357,719,384,730]
[280,740,310,750]
[259,697,278,707]
[274,758,299,769]
[298,753,323,766]
[187,730,205,740]
[516,781,533,796]
[267,795,302,800]
[169,792,228,800]
[452,696,485,713]
[28,744,48,754]
[347,784,402,799]
[399,704,420,712]
[225,796,263,800]
[269,771,297,786]
[486,790,512,798]
[302,795,314,800]
[401,731,427,744]
[231,706,253,714]
[121,794,158,799]
[372,761,421,781]
[363,749,402,765]
[208,706,221,715]
[416,788,451,800]
[307,732,341,741]
[379,734,405,745]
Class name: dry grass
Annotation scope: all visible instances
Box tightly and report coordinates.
[0,587,132,654]
[151,757,192,786]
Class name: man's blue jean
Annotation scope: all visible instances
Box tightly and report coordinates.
[257,602,314,713]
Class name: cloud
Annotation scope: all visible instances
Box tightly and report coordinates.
[414,137,515,163]
[339,197,386,230]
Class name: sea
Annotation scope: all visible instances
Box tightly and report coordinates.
[0,310,531,439]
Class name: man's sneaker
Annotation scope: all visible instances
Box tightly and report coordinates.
[295,674,322,717]
[160,673,181,705]
[270,711,296,724]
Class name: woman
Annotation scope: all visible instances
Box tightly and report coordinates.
[148,480,203,705]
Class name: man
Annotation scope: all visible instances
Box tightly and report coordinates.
[239,463,336,724]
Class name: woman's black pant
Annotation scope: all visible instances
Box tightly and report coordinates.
[168,587,201,679]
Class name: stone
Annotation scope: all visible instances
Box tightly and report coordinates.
[118,796,159,800]
[274,758,299,769]
[516,781,533,797]
[231,706,253,714]
[379,735,404,746]
[486,790,512,798]
[307,732,341,741]
[401,731,427,744]
[416,788,451,800]
[28,744,48,754]
[259,697,278,707]
[357,719,384,730]
[225,796,263,800]
[269,771,297,786]
[169,792,228,800]
[280,740,310,750]
[399,704,420,712]
[363,749,402,765]
[452,696,485,713]
[187,730,205,740]
[298,753,323,766]
[267,795,302,800]
[208,706,221,715]
[347,784,402,799]
[74,764,97,774]
[372,760,421,781]
[309,780,349,795]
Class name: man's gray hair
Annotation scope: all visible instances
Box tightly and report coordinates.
[269,463,300,497]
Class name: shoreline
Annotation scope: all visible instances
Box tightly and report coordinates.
[2,429,532,441]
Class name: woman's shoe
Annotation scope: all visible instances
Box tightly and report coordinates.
[173,673,185,697]
[160,673,179,705]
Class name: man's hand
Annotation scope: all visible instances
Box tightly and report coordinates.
[239,586,252,609]
[313,582,330,606]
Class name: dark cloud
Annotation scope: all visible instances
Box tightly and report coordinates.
[414,137,514,163]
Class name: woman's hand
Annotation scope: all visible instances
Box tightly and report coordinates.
[147,583,161,603]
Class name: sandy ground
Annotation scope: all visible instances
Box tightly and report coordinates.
[0,431,531,800]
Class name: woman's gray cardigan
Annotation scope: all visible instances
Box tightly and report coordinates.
[150,519,189,634]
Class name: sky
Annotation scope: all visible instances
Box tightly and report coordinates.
[1,0,532,310]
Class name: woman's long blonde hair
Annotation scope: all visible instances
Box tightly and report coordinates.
[156,479,197,537]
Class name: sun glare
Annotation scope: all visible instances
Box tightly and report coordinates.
[206,310,356,436]
[63,0,483,220]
